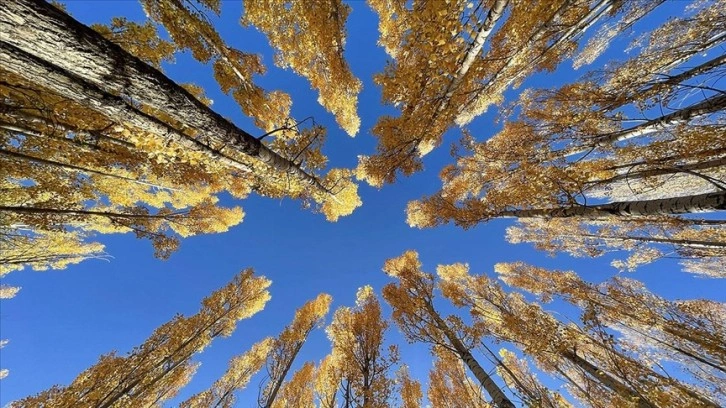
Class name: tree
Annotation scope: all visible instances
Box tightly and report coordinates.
[396,366,422,408]
[406,1,725,260]
[496,262,726,399]
[271,361,316,408]
[381,251,515,408]
[242,0,362,136]
[427,347,492,408]
[437,261,721,407]
[180,337,274,408]
[13,269,271,408]
[258,293,332,408]
[326,285,399,407]
[0,0,361,278]
[358,0,641,186]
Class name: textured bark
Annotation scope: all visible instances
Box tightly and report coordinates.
[0,40,256,175]
[439,0,508,105]
[0,0,327,192]
[426,304,515,408]
[495,191,726,219]
[261,341,305,408]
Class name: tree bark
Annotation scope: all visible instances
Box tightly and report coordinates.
[426,303,515,408]
[261,340,305,408]
[440,0,508,105]
[592,156,726,185]
[560,93,726,158]
[494,191,726,219]
[0,0,327,192]
[0,40,257,175]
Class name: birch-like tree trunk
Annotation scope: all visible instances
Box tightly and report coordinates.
[426,303,515,408]
[0,0,327,191]
[559,93,726,158]
[496,191,726,219]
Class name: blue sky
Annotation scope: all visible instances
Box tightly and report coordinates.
[1,1,724,406]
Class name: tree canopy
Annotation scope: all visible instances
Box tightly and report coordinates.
[0,0,724,407]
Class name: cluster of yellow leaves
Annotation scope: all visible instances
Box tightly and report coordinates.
[91,17,176,69]
[242,0,362,136]
[318,168,362,222]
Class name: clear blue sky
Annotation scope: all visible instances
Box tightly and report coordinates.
[1,1,723,406]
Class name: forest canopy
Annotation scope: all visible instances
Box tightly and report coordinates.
[0,0,724,407]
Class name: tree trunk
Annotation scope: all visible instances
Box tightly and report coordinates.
[426,303,515,408]
[440,0,508,105]
[561,350,654,408]
[0,40,256,175]
[495,191,726,219]
[261,341,305,408]
[0,0,327,192]
[0,148,180,191]
[560,93,726,158]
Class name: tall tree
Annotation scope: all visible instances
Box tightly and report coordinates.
[14,269,271,408]
[406,1,725,258]
[242,0,362,136]
[271,361,317,408]
[382,251,515,408]
[0,0,362,281]
[437,261,721,407]
[427,347,491,408]
[358,0,642,186]
[0,0,361,216]
[326,285,399,407]
[496,262,726,399]
[258,293,332,408]
[396,366,423,408]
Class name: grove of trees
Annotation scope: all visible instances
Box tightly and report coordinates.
[0,0,723,407]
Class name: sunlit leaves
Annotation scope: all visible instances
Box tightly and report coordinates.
[15,269,271,407]
[242,0,362,136]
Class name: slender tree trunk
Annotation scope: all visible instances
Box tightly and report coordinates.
[495,191,726,219]
[0,205,185,221]
[561,350,655,408]
[261,341,305,408]
[560,93,726,158]
[591,156,726,185]
[440,0,508,105]
[426,303,515,408]
[0,0,327,191]
[637,53,726,98]
[578,233,726,250]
